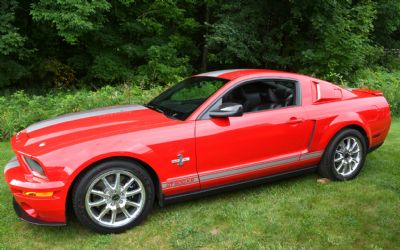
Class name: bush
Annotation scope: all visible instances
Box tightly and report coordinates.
[0,84,164,141]
[1,69,399,141]
[350,69,400,116]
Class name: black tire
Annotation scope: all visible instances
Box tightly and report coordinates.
[72,159,155,234]
[318,128,367,181]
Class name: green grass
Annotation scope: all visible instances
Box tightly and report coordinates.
[0,120,399,250]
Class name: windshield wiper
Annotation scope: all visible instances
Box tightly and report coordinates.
[145,103,165,114]
[145,104,178,120]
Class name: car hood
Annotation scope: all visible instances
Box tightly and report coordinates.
[12,104,176,154]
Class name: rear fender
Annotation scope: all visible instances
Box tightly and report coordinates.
[311,112,371,152]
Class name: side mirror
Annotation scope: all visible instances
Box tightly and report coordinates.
[209,102,243,118]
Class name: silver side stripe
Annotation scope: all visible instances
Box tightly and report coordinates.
[300,151,324,160]
[4,155,19,174]
[200,151,324,182]
[196,69,244,77]
[26,105,146,133]
[200,156,299,182]
[161,151,324,190]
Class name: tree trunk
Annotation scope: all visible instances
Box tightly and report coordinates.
[200,2,210,72]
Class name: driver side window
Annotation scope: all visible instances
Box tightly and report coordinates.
[220,79,297,113]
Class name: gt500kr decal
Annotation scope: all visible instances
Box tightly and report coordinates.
[26,105,146,133]
[162,176,199,190]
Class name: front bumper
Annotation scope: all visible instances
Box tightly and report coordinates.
[13,198,65,226]
[4,155,66,225]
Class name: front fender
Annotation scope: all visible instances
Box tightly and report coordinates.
[37,138,159,195]
[67,144,155,182]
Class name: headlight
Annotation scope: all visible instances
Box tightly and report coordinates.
[24,156,47,178]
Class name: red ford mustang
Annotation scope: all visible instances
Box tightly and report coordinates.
[4,69,391,233]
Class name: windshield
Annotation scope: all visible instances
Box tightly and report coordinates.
[147,77,228,120]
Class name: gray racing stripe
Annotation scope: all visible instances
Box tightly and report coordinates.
[4,156,19,174]
[26,105,146,133]
[196,69,243,77]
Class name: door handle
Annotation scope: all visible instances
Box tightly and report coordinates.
[287,117,304,124]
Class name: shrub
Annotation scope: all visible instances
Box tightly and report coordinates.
[350,69,400,116]
[0,84,164,141]
[1,69,399,141]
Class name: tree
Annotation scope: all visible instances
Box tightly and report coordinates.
[206,0,382,81]
[0,1,29,88]
[291,0,381,79]
[0,0,399,89]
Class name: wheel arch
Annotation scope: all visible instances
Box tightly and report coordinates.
[312,113,371,152]
[65,155,162,219]
[343,124,369,146]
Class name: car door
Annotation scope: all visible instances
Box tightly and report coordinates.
[195,78,315,189]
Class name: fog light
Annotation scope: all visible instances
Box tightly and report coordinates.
[23,191,53,197]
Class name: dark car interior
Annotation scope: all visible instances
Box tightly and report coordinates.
[221,79,297,113]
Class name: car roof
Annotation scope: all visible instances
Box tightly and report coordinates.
[194,69,299,80]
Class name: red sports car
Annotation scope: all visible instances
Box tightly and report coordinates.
[4,69,391,233]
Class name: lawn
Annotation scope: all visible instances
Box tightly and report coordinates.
[0,120,399,250]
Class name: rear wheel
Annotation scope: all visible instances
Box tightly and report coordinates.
[318,128,367,180]
[72,160,155,233]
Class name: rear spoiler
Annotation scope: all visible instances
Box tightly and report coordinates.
[346,88,384,96]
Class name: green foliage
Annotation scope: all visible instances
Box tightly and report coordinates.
[207,1,263,66]
[0,0,399,122]
[294,0,381,77]
[37,58,76,88]
[2,68,399,141]
[133,44,190,87]
[0,0,399,88]
[207,0,385,78]
[1,0,201,88]
[373,0,400,49]
[0,59,29,88]
[31,0,111,44]
[0,1,26,56]
[171,79,225,101]
[351,68,400,116]
[0,84,164,140]
[90,53,134,83]
[207,1,295,68]
[0,1,30,88]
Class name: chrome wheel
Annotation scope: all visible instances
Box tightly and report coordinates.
[334,136,362,177]
[85,170,145,228]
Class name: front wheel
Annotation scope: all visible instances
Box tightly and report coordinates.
[318,128,367,181]
[72,160,155,233]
